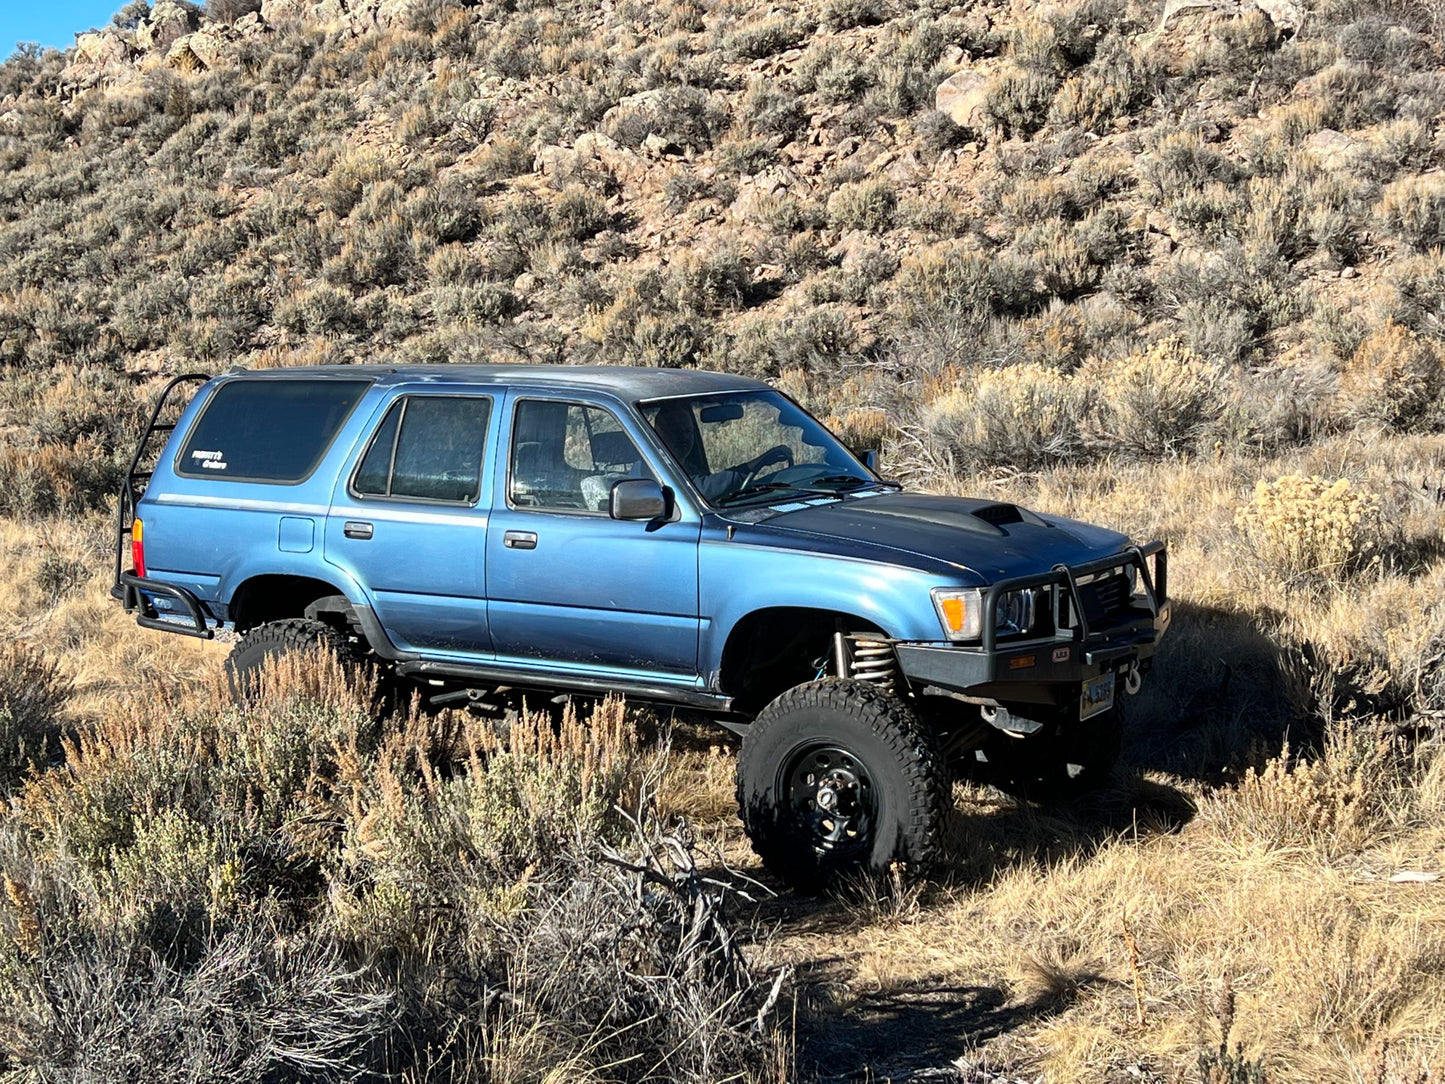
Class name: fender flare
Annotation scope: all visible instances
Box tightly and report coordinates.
[302,593,416,662]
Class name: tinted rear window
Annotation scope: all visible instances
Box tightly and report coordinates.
[178,379,371,483]
[352,395,492,503]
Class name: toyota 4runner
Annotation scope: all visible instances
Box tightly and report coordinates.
[113,365,1170,890]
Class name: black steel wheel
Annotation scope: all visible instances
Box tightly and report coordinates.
[781,741,877,862]
[737,679,948,893]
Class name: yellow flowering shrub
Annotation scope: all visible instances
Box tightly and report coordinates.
[1234,474,1382,583]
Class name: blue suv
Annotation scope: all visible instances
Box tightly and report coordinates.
[113,365,1170,889]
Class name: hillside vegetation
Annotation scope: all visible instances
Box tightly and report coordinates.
[2,0,1445,1080]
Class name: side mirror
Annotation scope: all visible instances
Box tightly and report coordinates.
[610,478,667,521]
[857,448,880,473]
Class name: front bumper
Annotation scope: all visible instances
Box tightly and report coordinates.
[896,542,1169,708]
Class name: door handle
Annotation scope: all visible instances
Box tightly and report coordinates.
[343,521,373,540]
[503,530,537,550]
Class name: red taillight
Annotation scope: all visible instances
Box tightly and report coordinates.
[131,518,146,578]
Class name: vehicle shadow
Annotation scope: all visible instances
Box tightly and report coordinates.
[787,971,1076,1083]
[1121,597,1304,785]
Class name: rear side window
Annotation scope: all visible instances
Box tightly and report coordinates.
[177,379,371,483]
[352,395,492,503]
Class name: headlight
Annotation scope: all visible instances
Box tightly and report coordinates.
[932,587,1040,642]
[996,588,1037,635]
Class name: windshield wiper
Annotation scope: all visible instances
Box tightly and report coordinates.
[715,481,840,507]
[811,474,903,491]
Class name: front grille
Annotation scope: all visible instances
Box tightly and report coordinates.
[1076,571,1131,623]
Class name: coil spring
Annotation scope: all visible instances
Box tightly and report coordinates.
[847,636,899,693]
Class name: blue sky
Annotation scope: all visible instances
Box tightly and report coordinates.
[2,1,127,52]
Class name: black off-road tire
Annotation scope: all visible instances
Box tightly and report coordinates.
[224,618,355,700]
[736,679,949,893]
[977,701,1124,803]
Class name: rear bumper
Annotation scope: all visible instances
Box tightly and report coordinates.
[896,542,1170,706]
[112,571,214,639]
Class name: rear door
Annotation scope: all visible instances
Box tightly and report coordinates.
[485,392,702,677]
[324,391,498,655]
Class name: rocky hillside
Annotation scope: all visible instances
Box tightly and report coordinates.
[2,0,1444,511]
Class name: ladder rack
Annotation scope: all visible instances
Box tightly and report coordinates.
[112,373,211,593]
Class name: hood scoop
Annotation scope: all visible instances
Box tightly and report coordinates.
[971,502,1026,527]
[810,497,1051,538]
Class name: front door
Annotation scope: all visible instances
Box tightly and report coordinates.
[485,394,701,677]
[325,392,497,655]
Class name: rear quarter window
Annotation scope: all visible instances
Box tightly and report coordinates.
[177,379,372,483]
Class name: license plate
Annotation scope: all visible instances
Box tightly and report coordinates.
[1080,672,1116,720]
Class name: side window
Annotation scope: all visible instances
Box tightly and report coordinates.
[352,395,492,503]
[509,400,653,512]
[177,379,371,483]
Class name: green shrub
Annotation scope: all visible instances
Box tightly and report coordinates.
[0,917,398,1084]
[551,184,611,241]
[816,53,875,105]
[275,282,359,336]
[1048,36,1152,132]
[472,136,532,182]
[738,80,806,142]
[318,148,392,216]
[923,364,1087,470]
[403,175,485,244]
[0,661,797,1084]
[713,135,776,176]
[1303,174,1366,265]
[670,247,750,314]
[605,86,729,151]
[1142,130,1239,202]
[983,67,1058,138]
[664,169,731,211]
[0,644,67,795]
[1377,175,1445,252]
[1081,340,1226,457]
[322,216,418,289]
[827,178,897,232]
[721,306,864,377]
[432,282,518,327]
[894,244,1046,325]
[915,109,970,156]
[822,0,887,31]
[1177,297,1256,365]
[1016,221,1097,299]
[0,441,126,518]
[722,15,810,61]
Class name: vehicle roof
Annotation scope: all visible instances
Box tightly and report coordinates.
[222,364,771,399]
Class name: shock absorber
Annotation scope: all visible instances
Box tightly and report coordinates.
[833,633,900,693]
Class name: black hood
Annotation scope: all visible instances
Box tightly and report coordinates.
[728,492,1130,582]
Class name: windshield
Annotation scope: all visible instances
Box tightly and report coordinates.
[639,391,878,507]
